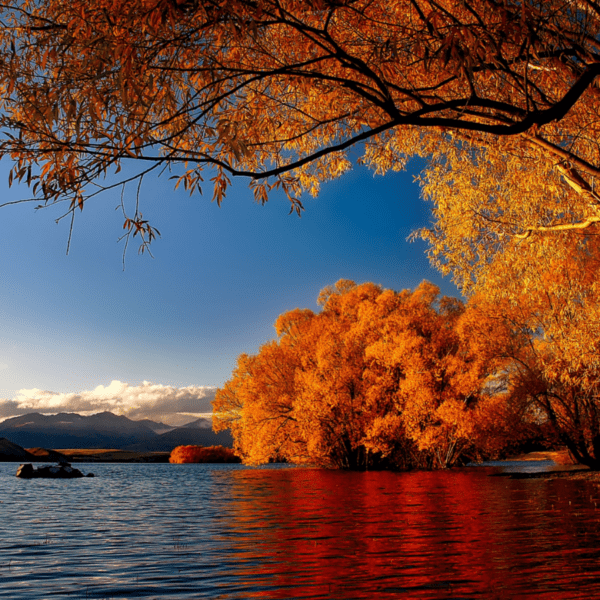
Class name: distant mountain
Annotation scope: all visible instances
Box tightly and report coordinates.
[178,417,213,429]
[0,411,233,452]
[0,412,159,449]
[135,419,175,435]
[124,426,233,452]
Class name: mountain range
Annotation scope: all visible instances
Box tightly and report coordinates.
[0,411,232,451]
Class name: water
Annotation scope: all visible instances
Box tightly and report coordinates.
[1,461,600,599]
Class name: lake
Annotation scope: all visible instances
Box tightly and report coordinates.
[1,461,600,599]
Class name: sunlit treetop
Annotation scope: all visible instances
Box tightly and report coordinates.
[1,0,600,249]
[213,279,529,469]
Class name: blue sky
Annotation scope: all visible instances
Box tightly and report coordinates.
[0,157,459,424]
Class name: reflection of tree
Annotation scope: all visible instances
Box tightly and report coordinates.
[214,468,600,599]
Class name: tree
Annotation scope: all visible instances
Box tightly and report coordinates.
[462,264,600,469]
[411,120,600,467]
[359,281,531,467]
[8,0,599,454]
[1,0,600,248]
[213,280,518,469]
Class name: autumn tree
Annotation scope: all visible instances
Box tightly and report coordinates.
[6,0,599,454]
[214,280,520,469]
[1,0,600,248]
[405,104,600,468]
[457,253,600,469]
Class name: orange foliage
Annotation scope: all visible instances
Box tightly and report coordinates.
[214,280,526,470]
[169,445,240,464]
[466,285,600,470]
[0,1,597,249]
[2,0,594,466]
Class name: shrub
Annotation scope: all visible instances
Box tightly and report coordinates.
[169,445,241,464]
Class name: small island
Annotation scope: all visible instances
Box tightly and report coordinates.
[16,462,94,479]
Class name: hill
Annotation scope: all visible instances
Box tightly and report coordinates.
[0,437,35,461]
[135,419,174,434]
[26,447,69,462]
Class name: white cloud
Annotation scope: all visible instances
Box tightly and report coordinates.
[0,380,217,426]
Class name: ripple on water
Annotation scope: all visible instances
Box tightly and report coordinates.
[1,462,600,599]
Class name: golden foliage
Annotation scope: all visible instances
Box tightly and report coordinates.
[4,0,599,456]
[414,136,600,467]
[0,1,599,247]
[213,280,525,469]
[465,284,600,469]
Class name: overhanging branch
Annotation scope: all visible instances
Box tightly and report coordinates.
[516,216,600,239]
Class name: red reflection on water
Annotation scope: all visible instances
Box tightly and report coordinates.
[218,468,600,599]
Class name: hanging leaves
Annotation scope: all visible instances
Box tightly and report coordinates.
[0,0,598,248]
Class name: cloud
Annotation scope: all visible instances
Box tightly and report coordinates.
[0,380,217,426]
[0,400,23,420]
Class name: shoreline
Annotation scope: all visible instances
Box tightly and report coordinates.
[47,449,171,463]
[485,449,600,481]
[9,447,600,478]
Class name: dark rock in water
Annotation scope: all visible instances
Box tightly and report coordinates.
[16,463,35,478]
[16,462,93,479]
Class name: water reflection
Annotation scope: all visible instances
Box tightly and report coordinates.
[219,468,600,599]
[1,463,600,599]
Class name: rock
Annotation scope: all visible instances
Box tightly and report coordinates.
[16,463,35,478]
[15,462,92,479]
